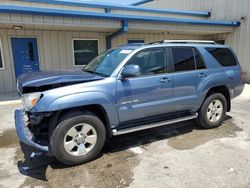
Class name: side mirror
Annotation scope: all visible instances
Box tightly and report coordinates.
[121,64,140,78]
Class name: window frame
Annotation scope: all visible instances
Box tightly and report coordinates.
[0,37,5,70]
[121,47,171,79]
[169,46,207,73]
[72,38,99,67]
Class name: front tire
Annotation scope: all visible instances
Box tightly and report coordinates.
[51,111,106,165]
[196,93,227,129]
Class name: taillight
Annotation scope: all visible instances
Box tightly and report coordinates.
[240,67,246,82]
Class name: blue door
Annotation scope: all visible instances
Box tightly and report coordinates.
[11,38,39,78]
[170,47,209,112]
[116,48,173,123]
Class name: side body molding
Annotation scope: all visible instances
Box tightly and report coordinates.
[33,92,119,128]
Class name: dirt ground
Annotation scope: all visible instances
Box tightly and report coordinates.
[0,85,250,188]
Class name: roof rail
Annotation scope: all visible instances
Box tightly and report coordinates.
[119,43,145,47]
[149,40,216,45]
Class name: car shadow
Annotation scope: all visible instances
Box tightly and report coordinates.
[16,115,233,181]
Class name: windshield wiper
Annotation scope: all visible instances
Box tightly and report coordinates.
[84,70,108,77]
[95,72,108,77]
[84,70,96,74]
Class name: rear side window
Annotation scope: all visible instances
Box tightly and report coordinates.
[172,47,195,72]
[206,47,237,67]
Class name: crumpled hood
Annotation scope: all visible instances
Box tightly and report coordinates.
[17,71,104,94]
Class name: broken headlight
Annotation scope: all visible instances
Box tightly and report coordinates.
[21,92,42,111]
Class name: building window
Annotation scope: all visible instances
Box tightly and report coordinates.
[0,38,4,69]
[128,39,144,44]
[73,39,98,66]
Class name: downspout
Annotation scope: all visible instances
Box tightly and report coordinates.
[106,20,128,49]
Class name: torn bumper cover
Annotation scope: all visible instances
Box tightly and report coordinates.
[14,109,48,152]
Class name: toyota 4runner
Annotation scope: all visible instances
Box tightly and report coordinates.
[15,40,245,165]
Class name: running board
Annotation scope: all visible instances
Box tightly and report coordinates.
[112,113,198,136]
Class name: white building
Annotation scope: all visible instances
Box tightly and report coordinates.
[0,0,249,94]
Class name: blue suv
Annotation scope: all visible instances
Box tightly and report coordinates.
[15,40,245,165]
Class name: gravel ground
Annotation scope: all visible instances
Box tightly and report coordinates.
[0,85,249,188]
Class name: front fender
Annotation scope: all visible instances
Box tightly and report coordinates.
[32,92,119,127]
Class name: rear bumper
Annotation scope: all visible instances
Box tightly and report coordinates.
[230,83,245,99]
[14,109,48,152]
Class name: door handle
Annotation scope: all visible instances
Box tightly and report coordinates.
[160,77,170,83]
[198,73,207,78]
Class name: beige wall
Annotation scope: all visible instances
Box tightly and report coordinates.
[112,33,203,47]
[142,0,250,82]
[0,0,249,93]
[0,29,106,94]
[0,29,211,94]
[0,0,210,20]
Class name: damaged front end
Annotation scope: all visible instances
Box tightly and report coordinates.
[15,70,105,152]
[15,109,53,152]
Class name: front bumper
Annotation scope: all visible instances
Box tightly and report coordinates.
[14,109,48,152]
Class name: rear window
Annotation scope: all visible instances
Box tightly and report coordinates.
[206,47,237,67]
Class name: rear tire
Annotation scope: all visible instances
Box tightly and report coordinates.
[51,111,106,165]
[196,93,227,129]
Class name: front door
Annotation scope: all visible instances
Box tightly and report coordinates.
[117,48,173,123]
[11,38,39,78]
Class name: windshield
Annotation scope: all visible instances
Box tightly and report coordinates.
[83,49,133,77]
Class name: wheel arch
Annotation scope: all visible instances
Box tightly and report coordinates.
[203,85,231,112]
[49,104,113,138]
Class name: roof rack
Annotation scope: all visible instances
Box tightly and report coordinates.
[148,40,216,45]
[119,43,145,47]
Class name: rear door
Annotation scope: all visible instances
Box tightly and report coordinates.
[170,47,209,112]
[116,47,173,122]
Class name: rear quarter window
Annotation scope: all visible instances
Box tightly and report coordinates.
[205,47,237,67]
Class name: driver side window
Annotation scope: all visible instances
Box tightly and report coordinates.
[127,48,167,76]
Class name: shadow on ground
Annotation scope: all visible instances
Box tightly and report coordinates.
[12,115,242,187]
